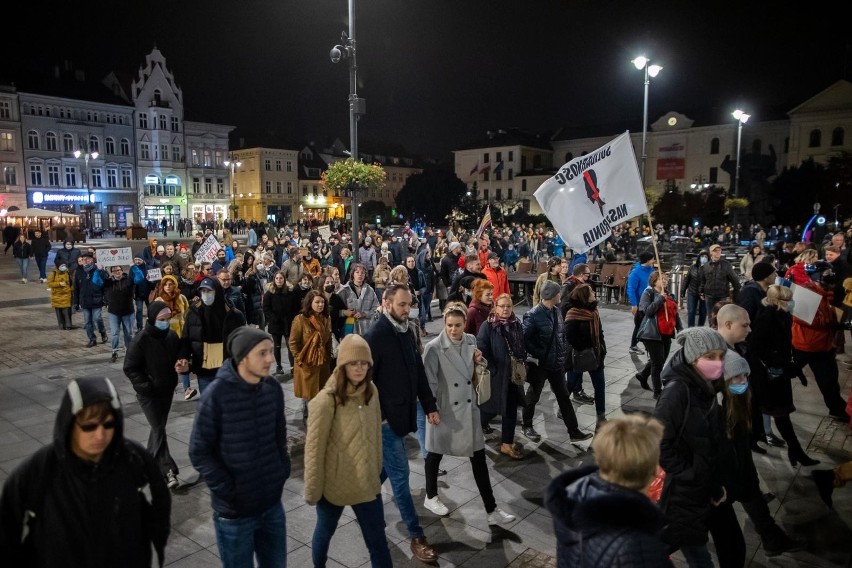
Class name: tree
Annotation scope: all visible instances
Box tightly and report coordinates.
[395,166,467,224]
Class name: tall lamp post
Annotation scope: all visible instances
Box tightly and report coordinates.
[330,0,367,238]
[632,56,663,188]
[731,109,750,198]
[223,154,242,223]
[73,148,99,233]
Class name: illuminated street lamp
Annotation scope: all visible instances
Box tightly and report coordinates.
[632,56,663,188]
[690,175,709,191]
[73,148,99,232]
[223,154,242,220]
[731,109,750,198]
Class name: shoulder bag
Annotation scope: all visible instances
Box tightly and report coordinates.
[571,346,599,372]
[473,361,491,405]
[637,310,662,342]
[503,335,527,385]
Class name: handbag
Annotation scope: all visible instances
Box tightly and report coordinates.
[473,361,491,405]
[571,346,598,372]
[637,312,661,342]
[503,336,527,385]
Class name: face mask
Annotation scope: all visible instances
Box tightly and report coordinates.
[65,243,72,250]
[58,265,67,272]
[695,359,724,380]
[154,320,170,330]
[83,263,94,272]
[728,381,749,395]
[201,291,215,306]
[699,256,708,265]
[324,284,335,293]
[300,283,310,290]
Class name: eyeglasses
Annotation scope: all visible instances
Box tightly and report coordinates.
[583,272,591,276]
[496,304,513,309]
[76,420,116,433]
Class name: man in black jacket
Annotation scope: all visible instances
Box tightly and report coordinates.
[521,280,593,443]
[30,229,52,283]
[73,252,108,347]
[103,265,136,362]
[364,283,439,564]
[439,241,462,309]
[699,244,741,317]
[736,261,776,324]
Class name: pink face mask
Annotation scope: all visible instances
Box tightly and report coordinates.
[695,358,724,380]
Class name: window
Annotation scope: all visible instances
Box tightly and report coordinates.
[496,151,502,161]
[140,143,150,160]
[508,168,513,180]
[508,188,513,199]
[483,153,490,164]
[171,117,179,132]
[276,181,282,194]
[205,179,212,194]
[522,179,527,192]
[832,127,844,146]
[495,170,502,181]
[275,160,282,171]
[90,168,102,188]
[809,129,821,148]
[173,145,180,161]
[28,130,39,150]
[265,159,271,171]
[48,164,60,186]
[191,149,200,166]
[265,181,271,194]
[158,115,167,130]
[483,189,489,201]
[564,152,573,163]
[287,181,293,194]
[120,139,130,156]
[521,156,527,170]
[217,178,224,194]
[105,137,115,155]
[65,166,77,187]
[203,150,211,167]
[214,151,222,166]
[302,185,308,196]
[0,100,10,119]
[63,133,74,153]
[89,136,99,153]
[121,169,132,188]
[533,155,542,168]
[313,185,318,196]
[0,132,13,152]
[496,188,502,200]
[508,151,514,161]
[139,113,148,129]
[709,167,718,184]
[106,168,117,188]
[153,144,160,161]
[46,132,57,151]
[193,177,200,193]
[484,172,490,181]
[710,138,720,154]
[30,163,42,185]
[286,160,293,172]
[161,144,170,161]
[4,166,16,185]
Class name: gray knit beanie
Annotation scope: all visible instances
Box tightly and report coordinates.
[540,280,561,301]
[227,327,273,367]
[675,327,727,364]
[724,350,750,380]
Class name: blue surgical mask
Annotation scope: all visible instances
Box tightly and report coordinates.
[699,256,708,265]
[58,265,67,272]
[201,291,215,306]
[154,320,170,330]
[728,381,749,395]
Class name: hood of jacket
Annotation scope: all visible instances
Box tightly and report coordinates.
[53,376,125,462]
[693,250,709,267]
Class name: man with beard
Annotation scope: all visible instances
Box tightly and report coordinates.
[363,284,440,564]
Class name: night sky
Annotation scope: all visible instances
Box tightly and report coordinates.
[5,0,849,162]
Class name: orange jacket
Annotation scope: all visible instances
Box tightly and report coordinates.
[483,265,510,298]
[791,283,836,352]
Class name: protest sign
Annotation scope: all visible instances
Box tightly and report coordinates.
[147,268,162,281]
[96,247,133,267]
[194,235,221,262]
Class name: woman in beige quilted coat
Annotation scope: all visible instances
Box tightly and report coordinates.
[304,334,391,568]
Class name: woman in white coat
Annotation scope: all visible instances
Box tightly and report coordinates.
[421,301,516,525]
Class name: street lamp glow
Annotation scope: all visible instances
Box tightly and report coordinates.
[632,56,648,70]
[732,109,750,123]
[732,109,751,198]
[633,55,663,189]
[648,64,662,77]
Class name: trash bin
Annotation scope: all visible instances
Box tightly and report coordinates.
[668,265,688,308]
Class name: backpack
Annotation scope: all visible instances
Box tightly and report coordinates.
[656,296,678,336]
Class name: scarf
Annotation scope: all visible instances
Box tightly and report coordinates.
[157,275,181,313]
[565,307,602,353]
[487,312,526,358]
[299,314,330,368]
[385,311,410,333]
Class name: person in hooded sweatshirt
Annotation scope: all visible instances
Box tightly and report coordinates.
[0,376,171,567]
[177,277,246,394]
[545,413,673,567]
[53,238,81,281]
[123,300,182,490]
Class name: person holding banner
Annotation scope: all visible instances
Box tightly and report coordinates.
[73,252,108,348]
[103,265,136,363]
[635,271,682,400]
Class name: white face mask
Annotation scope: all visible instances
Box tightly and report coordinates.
[200,291,215,306]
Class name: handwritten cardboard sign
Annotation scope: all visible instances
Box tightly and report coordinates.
[147,268,162,281]
[194,235,221,262]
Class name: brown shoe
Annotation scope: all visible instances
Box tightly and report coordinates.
[410,536,438,563]
[500,442,524,459]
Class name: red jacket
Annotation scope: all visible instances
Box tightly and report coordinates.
[483,265,510,298]
[785,263,811,286]
[792,283,836,352]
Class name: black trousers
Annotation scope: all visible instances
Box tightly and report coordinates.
[638,336,672,393]
[708,501,745,568]
[630,310,643,348]
[793,349,848,416]
[481,383,520,445]
[270,333,294,368]
[522,365,578,431]
[54,307,72,328]
[137,392,178,477]
[425,449,495,513]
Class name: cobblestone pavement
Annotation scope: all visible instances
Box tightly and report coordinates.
[0,237,850,567]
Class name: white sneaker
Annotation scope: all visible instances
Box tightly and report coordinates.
[487,507,516,525]
[21,278,27,284]
[423,495,449,516]
[166,470,179,489]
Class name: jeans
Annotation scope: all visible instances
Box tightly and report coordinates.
[35,256,48,280]
[137,392,178,477]
[419,291,433,328]
[793,349,848,416]
[416,403,427,459]
[379,422,423,539]
[522,365,579,430]
[15,257,29,279]
[213,501,286,568]
[181,373,191,390]
[198,373,216,394]
[567,367,606,415]
[108,312,134,353]
[312,496,392,568]
[686,291,707,327]
[679,543,714,568]
[135,298,147,331]
[82,307,106,342]
[704,295,727,322]
[55,307,72,329]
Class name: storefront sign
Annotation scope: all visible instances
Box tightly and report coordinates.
[31,191,90,204]
[96,247,133,267]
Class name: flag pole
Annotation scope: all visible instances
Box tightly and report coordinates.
[638,189,669,321]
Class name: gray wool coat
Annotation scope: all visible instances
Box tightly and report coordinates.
[423,331,485,457]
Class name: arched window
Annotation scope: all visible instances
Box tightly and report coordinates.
[809,129,821,148]
[710,138,720,154]
[27,130,39,149]
[120,138,130,156]
[63,133,74,153]
[46,132,58,151]
[153,89,162,106]
[89,135,99,153]
[832,127,844,146]
[105,137,115,155]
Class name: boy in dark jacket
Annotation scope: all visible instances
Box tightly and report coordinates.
[546,414,672,567]
[102,265,136,362]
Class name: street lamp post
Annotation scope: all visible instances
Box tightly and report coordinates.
[632,56,663,189]
[690,175,709,191]
[223,154,242,223]
[731,109,750,198]
[330,0,367,238]
[73,148,99,234]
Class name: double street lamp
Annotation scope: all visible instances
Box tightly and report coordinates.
[223,155,242,221]
[731,109,750,198]
[632,56,663,188]
[73,148,99,232]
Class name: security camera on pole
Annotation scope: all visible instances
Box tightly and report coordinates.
[329,0,367,240]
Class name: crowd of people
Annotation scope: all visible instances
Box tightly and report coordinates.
[1,215,851,568]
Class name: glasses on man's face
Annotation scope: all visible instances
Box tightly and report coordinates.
[77,420,116,433]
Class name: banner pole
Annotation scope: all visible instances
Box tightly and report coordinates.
[641,194,669,322]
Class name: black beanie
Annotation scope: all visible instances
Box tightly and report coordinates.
[751,262,776,282]
[227,327,273,367]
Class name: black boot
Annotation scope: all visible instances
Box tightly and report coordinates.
[811,469,835,509]
[761,526,806,557]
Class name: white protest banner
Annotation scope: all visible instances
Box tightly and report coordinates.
[534,131,647,253]
[789,282,822,326]
[146,268,162,282]
[194,235,221,262]
[96,247,133,267]
[318,225,331,241]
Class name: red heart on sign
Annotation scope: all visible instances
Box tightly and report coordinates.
[110,249,118,255]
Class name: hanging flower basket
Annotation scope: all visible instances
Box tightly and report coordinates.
[724,197,749,209]
[321,159,386,194]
